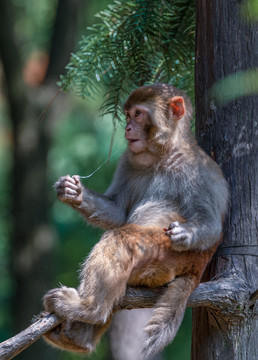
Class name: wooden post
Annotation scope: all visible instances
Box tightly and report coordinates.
[193,0,258,359]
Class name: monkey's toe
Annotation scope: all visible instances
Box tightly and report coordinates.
[44,321,93,353]
[43,286,80,315]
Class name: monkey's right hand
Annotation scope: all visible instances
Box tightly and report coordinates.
[55,175,84,206]
[165,221,194,251]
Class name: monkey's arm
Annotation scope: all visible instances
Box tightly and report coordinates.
[54,175,126,229]
[76,185,126,229]
[167,213,222,251]
[167,175,229,251]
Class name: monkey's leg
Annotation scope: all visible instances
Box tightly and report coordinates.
[143,275,198,357]
[44,227,141,324]
[43,319,111,354]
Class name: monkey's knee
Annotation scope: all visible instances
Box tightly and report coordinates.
[44,320,109,354]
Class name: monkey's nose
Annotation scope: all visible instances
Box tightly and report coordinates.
[125,124,132,132]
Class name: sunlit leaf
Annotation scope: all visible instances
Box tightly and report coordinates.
[211,68,258,104]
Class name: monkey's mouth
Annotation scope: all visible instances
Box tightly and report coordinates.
[128,139,139,144]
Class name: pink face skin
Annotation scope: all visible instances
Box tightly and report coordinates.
[124,105,151,154]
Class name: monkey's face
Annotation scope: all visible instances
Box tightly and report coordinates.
[124,85,189,167]
[124,105,153,154]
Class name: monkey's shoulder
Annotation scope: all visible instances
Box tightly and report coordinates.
[162,147,229,207]
[194,147,228,192]
[166,145,226,180]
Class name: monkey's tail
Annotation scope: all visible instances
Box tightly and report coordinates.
[143,276,198,358]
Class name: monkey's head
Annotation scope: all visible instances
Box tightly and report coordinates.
[124,83,193,166]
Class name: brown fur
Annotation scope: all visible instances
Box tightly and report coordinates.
[44,84,228,357]
[44,224,219,355]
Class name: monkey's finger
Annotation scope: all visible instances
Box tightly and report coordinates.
[72,175,81,184]
[64,175,77,185]
[58,175,76,184]
[169,226,184,235]
[56,181,79,192]
[55,176,76,189]
[64,181,79,191]
[167,221,180,230]
[60,175,76,185]
[56,188,78,197]
[170,233,188,242]
[56,175,71,182]
[64,188,78,196]
[44,287,61,298]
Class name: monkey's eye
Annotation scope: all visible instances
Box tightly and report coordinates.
[135,110,141,117]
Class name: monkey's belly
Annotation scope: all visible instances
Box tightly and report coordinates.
[128,261,175,288]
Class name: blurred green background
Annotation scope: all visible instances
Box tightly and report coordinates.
[0,0,191,359]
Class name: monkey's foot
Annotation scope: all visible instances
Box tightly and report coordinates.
[44,287,84,320]
[43,286,110,324]
[44,320,95,353]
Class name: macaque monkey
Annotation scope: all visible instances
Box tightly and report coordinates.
[44,84,228,357]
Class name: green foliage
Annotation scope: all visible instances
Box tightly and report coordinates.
[60,0,195,122]
[212,0,258,104]
[11,0,58,56]
[164,308,192,360]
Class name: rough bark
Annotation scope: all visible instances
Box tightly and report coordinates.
[0,315,62,360]
[193,1,258,359]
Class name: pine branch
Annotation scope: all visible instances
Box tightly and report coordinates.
[59,0,195,119]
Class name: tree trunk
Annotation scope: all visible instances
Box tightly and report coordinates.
[193,1,258,359]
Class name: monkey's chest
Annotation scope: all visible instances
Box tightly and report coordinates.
[128,261,175,288]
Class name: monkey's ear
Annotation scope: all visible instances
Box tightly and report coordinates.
[170,96,185,120]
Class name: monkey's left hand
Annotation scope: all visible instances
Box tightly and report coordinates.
[165,221,195,251]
